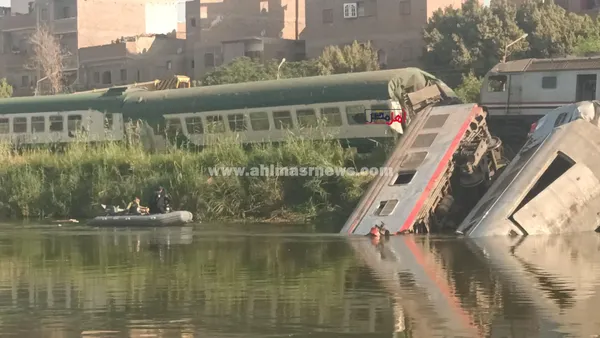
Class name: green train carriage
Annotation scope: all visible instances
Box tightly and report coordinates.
[0,67,458,152]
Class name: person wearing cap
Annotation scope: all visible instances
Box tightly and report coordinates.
[127,196,149,215]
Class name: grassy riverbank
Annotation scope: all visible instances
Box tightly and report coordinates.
[0,128,392,224]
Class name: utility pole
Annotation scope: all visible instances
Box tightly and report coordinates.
[502,33,528,63]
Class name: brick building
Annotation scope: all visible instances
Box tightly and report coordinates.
[300,0,470,70]
[0,0,178,96]
[184,0,306,77]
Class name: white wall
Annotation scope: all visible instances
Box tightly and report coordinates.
[145,1,178,34]
[10,0,30,14]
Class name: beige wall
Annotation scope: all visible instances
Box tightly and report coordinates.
[78,35,185,90]
[301,0,468,69]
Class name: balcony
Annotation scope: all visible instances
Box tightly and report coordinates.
[0,14,36,32]
[63,54,78,70]
[3,51,29,69]
[53,17,76,34]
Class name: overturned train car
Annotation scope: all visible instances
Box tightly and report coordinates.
[341,103,509,235]
[456,116,600,238]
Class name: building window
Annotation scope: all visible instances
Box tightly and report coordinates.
[62,6,69,19]
[120,69,127,82]
[542,76,557,89]
[245,51,262,59]
[40,8,47,20]
[323,9,333,23]
[260,0,268,13]
[344,3,356,17]
[400,0,410,15]
[190,18,196,27]
[357,1,365,16]
[136,70,141,82]
[166,61,172,70]
[93,71,100,83]
[191,60,195,68]
[102,71,111,84]
[200,5,207,19]
[204,53,215,67]
[21,75,29,87]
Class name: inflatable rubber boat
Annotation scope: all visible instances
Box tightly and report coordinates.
[88,205,194,227]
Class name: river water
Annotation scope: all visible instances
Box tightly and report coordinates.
[0,222,599,337]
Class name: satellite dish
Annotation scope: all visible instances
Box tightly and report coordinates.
[260,29,266,37]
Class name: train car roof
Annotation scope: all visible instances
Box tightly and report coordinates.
[0,68,456,116]
[489,56,600,74]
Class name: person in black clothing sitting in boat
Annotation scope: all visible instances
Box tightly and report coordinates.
[148,186,171,214]
[127,196,149,215]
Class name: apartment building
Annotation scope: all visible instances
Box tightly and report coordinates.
[185,0,305,78]
[301,0,467,69]
[78,34,185,90]
[499,0,600,14]
[0,0,179,96]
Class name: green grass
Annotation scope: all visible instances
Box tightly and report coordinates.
[0,120,394,225]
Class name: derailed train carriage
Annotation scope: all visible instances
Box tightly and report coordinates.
[0,68,458,153]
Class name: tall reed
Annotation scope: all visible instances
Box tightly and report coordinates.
[0,121,392,223]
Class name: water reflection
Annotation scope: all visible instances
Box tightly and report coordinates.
[0,224,599,337]
[0,225,395,337]
[351,233,600,338]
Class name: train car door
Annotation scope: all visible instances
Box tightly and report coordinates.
[507,73,522,115]
[575,74,597,101]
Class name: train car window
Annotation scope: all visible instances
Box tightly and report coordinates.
[554,112,568,127]
[185,117,203,134]
[12,117,26,133]
[321,107,342,126]
[206,115,225,133]
[542,76,557,89]
[249,112,270,131]
[487,75,507,92]
[0,118,9,134]
[345,105,366,124]
[228,113,247,132]
[67,115,82,132]
[273,111,292,129]
[165,118,182,136]
[296,109,317,128]
[49,116,63,132]
[31,116,45,133]
[104,114,113,130]
[371,103,389,111]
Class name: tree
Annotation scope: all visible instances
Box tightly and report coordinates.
[317,41,380,75]
[454,72,482,103]
[27,24,71,94]
[423,0,600,87]
[199,40,380,86]
[200,57,276,86]
[573,36,600,57]
[423,0,526,86]
[0,78,13,98]
[200,57,319,86]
